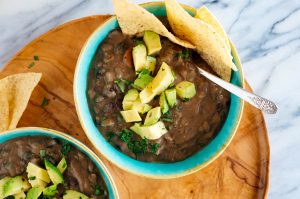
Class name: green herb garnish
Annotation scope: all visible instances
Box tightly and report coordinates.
[28,176,36,180]
[127,139,148,155]
[34,55,39,61]
[28,62,35,68]
[94,185,104,196]
[162,118,173,123]
[150,143,160,153]
[41,97,49,107]
[61,140,71,156]
[183,98,190,102]
[176,49,191,60]
[134,39,144,45]
[119,129,133,143]
[114,79,132,93]
[107,132,115,142]
[39,149,46,158]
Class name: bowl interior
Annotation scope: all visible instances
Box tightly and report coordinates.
[0,127,119,199]
[74,2,244,178]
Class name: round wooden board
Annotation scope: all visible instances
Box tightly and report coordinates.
[0,15,270,199]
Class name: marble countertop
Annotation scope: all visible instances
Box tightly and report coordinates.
[0,0,299,198]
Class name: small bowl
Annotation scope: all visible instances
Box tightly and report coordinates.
[74,2,245,178]
[0,127,119,199]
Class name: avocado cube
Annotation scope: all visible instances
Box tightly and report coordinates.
[45,160,63,185]
[120,110,142,122]
[143,31,162,55]
[159,92,169,114]
[131,99,152,114]
[132,44,147,71]
[122,89,139,110]
[144,107,162,126]
[43,185,58,197]
[139,121,168,140]
[165,88,177,107]
[0,177,10,198]
[13,191,26,199]
[63,190,89,199]
[26,186,44,199]
[57,157,67,174]
[176,81,196,100]
[3,176,30,197]
[27,162,50,183]
[146,56,156,74]
[133,70,153,90]
[28,177,47,188]
[139,87,156,104]
[150,62,175,94]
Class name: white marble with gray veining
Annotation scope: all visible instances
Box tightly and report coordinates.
[0,0,299,198]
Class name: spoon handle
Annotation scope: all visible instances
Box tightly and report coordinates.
[196,67,277,114]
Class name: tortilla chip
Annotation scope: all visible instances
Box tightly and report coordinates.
[165,0,234,81]
[0,73,42,132]
[112,0,195,49]
[195,6,237,71]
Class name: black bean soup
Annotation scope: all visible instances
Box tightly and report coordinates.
[0,136,108,198]
[87,25,230,162]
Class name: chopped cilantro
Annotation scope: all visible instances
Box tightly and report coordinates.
[119,129,133,143]
[114,79,132,93]
[162,118,173,123]
[134,39,144,45]
[183,98,190,102]
[94,185,104,196]
[61,140,71,156]
[41,97,49,107]
[34,55,39,61]
[28,176,36,180]
[107,132,115,142]
[28,62,35,68]
[39,149,46,158]
[127,139,148,154]
[150,143,160,153]
[176,49,191,60]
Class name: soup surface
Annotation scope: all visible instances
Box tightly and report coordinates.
[87,29,230,162]
[0,136,108,198]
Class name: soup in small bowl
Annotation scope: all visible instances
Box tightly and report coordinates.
[0,127,119,199]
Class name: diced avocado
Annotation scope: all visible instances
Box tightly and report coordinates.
[159,92,169,114]
[63,190,89,199]
[26,186,44,199]
[28,177,47,188]
[139,121,168,140]
[0,177,11,198]
[3,176,30,197]
[150,62,175,94]
[165,88,177,107]
[120,110,142,123]
[122,89,139,110]
[44,160,63,185]
[143,31,162,55]
[139,87,156,104]
[57,157,67,174]
[13,191,26,199]
[131,99,152,114]
[144,107,162,126]
[132,44,147,71]
[176,81,196,100]
[133,70,153,90]
[26,162,50,183]
[123,89,139,101]
[146,56,156,74]
[43,185,58,197]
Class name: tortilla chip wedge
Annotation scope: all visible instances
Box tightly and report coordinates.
[0,73,42,132]
[165,0,235,81]
[112,0,195,49]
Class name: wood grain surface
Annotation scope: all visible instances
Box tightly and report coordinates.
[0,15,270,199]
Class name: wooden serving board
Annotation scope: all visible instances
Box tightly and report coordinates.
[0,15,270,199]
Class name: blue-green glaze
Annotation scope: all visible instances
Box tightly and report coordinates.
[0,127,119,199]
[74,2,244,178]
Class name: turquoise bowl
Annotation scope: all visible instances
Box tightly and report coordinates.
[0,127,119,199]
[74,2,245,178]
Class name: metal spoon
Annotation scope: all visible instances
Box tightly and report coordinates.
[196,67,277,114]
